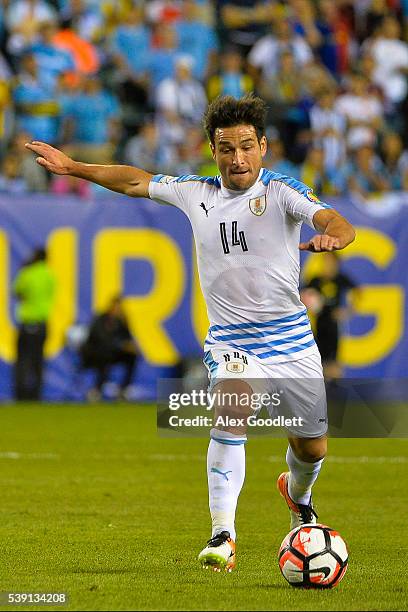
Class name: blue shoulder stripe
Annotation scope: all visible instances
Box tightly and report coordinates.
[260,169,332,209]
[151,174,221,187]
[176,175,221,187]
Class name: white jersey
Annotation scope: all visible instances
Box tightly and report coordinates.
[149,168,331,364]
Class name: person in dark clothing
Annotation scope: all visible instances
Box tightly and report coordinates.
[305,252,357,379]
[81,296,139,401]
[13,247,56,400]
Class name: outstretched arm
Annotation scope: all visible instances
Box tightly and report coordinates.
[299,209,356,252]
[25,141,153,198]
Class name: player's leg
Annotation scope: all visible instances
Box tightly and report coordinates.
[208,378,252,538]
[31,323,46,401]
[199,377,253,571]
[112,350,137,396]
[316,315,342,380]
[273,352,328,527]
[278,435,327,528]
[15,325,29,400]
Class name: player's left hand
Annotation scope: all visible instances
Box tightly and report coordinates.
[299,234,341,252]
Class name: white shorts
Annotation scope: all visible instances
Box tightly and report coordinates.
[203,347,327,438]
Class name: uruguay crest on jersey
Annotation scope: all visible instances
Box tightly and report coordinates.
[249,194,266,216]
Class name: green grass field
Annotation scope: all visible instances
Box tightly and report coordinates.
[0,403,407,611]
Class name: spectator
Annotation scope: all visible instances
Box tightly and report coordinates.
[5,0,57,31]
[50,173,91,198]
[267,135,299,178]
[146,0,183,25]
[207,47,253,100]
[175,0,218,80]
[304,251,358,379]
[5,0,58,58]
[98,0,134,37]
[9,130,48,191]
[0,152,28,193]
[168,127,205,175]
[53,19,100,80]
[13,247,56,400]
[248,16,313,84]
[335,72,383,150]
[155,55,206,154]
[347,144,390,197]
[124,120,172,175]
[357,53,384,99]
[261,49,312,158]
[360,0,390,40]
[80,295,139,402]
[155,55,207,129]
[380,132,408,191]
[59,0,104,43]
[290,0,322,53]
[147,24,183,92]
[28,21,75,90]
[216,0,276,56]
[110,6,150,81]
[300,146,347,196]
[0,51,13,153]
[63,75,120,163]
[365,15,408,106]
[13,53,61,144]
[301,57,336,100]
[109,6,151,135]
[309,87,346,172]
[315,0,355,77]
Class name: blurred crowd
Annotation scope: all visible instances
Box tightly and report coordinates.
[0,0,408,199]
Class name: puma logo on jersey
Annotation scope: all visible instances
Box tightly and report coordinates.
[200,202,214,217]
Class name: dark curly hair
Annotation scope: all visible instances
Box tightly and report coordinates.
[203,95,267,145]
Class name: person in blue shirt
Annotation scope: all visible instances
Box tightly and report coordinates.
[207,47,253,100]
[347,144,390,197]
[63,75,120,163]
[28,21,75,90]
[175,0,218,80]
[13,52,60,143]
[147,25,183,93]
[267,134,300,179]
[380,132,408,191]
[110,5,150,78]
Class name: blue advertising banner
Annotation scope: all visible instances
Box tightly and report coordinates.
[0,191,406,400]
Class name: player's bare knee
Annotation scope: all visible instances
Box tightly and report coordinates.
[212,379,253,435]
[289,436,327,463]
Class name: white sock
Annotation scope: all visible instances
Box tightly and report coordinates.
[286,445,324,505]
[207,428,246,541]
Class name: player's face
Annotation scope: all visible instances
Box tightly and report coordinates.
[211,125,267,191]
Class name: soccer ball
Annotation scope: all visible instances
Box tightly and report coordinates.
[278,524,348,589]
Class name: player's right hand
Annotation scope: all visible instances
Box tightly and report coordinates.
[24,141,75,175]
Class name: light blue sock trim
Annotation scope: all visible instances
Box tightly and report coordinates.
[210,435,247,445]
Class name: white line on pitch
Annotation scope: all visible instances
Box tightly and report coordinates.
[0,451,59,460]
[148,453,408,464]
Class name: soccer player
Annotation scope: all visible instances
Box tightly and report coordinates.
[26,95,355,572]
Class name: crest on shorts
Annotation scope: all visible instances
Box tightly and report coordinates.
[226,362,245,373]
[249,194,266,216]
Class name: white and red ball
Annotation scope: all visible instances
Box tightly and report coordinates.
[278,524,348,589]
